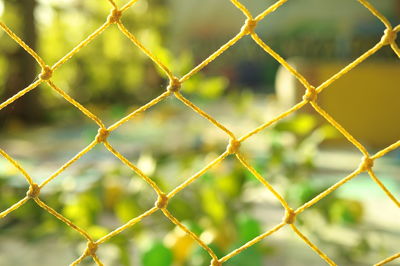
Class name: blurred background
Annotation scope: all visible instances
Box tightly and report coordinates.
[0,0,399,265]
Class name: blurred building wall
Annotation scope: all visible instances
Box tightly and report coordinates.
[276,59,400,149]
[168,0,396,44]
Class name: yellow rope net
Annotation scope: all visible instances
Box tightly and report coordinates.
[0,0,399,265]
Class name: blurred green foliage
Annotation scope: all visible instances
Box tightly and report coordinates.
[0,0,378,265]
[0,111,370,265]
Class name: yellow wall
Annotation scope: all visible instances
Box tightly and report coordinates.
[278,60,400,149]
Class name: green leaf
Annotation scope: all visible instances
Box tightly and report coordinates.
[199,76,229,99]
[289,114,317,135]
[181,220,203,236]
[63,201,91,227]
[87,225,109,240]
[216,174,241,197]
[286,181,317,206]
[115,198,140,223]
[142,241,173,266]
[200,187,226,223]
[226,244,262,266]
[236,215,262,243]
[329,199,364,225]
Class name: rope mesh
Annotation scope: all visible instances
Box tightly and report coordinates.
[1,0,399,265]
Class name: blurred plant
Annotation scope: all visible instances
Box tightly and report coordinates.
[0,0,371,265]
[0,109,370,266]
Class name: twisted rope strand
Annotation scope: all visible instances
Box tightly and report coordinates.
[375,252,400,266]
[291,224,337,266]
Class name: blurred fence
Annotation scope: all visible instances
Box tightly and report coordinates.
[0,0,399,265]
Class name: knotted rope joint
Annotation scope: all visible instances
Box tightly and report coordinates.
[226,138,241,154]
[26,183,40,199]
[283,208,296,224]
[381,28,397,46]
[155,193,169,209]
[95,128,110,143]
[359,156,374,172]
[85,241,98,256]
[241,18,257,35]
[302,86,317,102]
[210,258,222,266]
[39,65,53,81]
[167,77,181,93]
[107,8,122,24]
